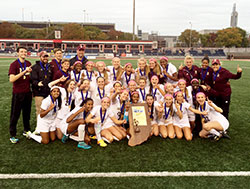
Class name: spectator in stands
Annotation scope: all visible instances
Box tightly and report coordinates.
[30,51,53,117]
[178,55,200,86]
[70,46,88,69]
[50,48,63,77]
[199,57,213,87]
[8,47,32,143]
[207,59,242,119]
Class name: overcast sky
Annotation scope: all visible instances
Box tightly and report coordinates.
[0,0,249,36]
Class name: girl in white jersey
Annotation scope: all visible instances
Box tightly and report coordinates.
[95,61,110,85]
[156,94,175,139]
[176,79,196,130]
[73,79,91,107]
[146,94,159,136]
[135,58,149,86]
[24,86,62,144]
[159,56,178,84]
[48,78,76,139]
[138,76,149,102]
[82,61,97,87]
[60,98,94,149]
[85,97,126,147]
[107,57,123,84]
[149,75,165,101]
[118,63,136,88]
[196,92,230,140]
[173,91,207,141]
[70,61,84,84]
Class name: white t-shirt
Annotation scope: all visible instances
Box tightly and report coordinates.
[89,84,112,106]
[147,85,165,102]
[110,96,126,119]
[82,70,97,87]
[160,62,177,84]
[90,105,114,125]
[173,101,191,127]
[107,66,119,84]
[73,88,91,107]
[40,95,59,120]
[135,68,150,86]
[120,72,136,88]
[199,101,229,130]
[138,87,149,102]
[57,87,75,119]
[70,70,84,84]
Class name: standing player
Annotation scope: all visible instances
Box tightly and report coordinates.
[50,48,63,78]
[178,55,200,86]
[8,47,32,143]
[159,56,178,84]
[30,51,53,117]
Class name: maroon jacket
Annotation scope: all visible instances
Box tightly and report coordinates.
[53,70,71,87]
[50,59,62,78]
[178,65,200,86]
[8,59,32,94]
[208,67,241,97]
[199,66,213,86]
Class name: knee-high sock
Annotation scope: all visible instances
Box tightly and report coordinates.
[69,135,80,141]
[209,129,220,136]
[78,124,85,141]
[94,123,102,141]
[30,133,42,143]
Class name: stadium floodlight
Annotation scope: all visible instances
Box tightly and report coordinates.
[189,21,192,48]
[133,0,135,41]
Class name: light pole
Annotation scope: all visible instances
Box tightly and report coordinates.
[133,0,135,40]
[189,21,192,48]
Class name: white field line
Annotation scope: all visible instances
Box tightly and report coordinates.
[1,171,250,179]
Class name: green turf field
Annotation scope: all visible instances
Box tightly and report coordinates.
[0,57,250,188]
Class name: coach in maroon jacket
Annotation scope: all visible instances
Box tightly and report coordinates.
[8,47,32,143]
[178,55,200,86]
[50,48,63,78]
[208,59,242,119]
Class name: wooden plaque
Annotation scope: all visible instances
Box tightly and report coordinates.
[128,103,151,146]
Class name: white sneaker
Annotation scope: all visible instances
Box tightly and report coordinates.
[23,131,32,139]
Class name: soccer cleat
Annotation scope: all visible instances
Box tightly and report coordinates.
[213,134,222,141]
[113,136,120,141]
[89,135,97,140]
[10,137,19,144]
[23,131,31,139]
[221,131,231,139]
[97,139,107,147]
[77,141,91,149]
[61,134,69,143]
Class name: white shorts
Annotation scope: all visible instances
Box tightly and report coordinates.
[157,117,173,126]
[36,116,56,133]
[60,120,68,135]
[55,117,63,129]
[173,116,190,129]
[209,118,229,131]
[100,119,115,130]
[188,110,195,122]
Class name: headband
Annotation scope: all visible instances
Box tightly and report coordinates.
[196,92,206,99]
[86,61,94,66]
[164,94,173,98]
[128,80,137,86]
[124,63,132,68]
[96,61,106,67]
[101,97,110,103]
[149,58,156,62]
[191,78,199,83]
[50,86,60,91]
[73,61,82,67]
[178,79,186,84]
[160,56,168,61]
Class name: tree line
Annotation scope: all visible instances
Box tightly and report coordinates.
[178,27,250,48]
[0,22,135,41]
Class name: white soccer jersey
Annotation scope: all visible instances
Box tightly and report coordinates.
[73,88,91,107]
[70,70,84,84]
[40,95,59,120]
[120,72,136,88]
[90,105,114,125]
[147,85,165,102]
[160,62,177,84]
[173,101,191,127]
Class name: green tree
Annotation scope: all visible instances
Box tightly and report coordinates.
[215,28,242,47]
[0,22,16,38]
[62,23,85,40]
[179,29,200,47]
[200,33,217,47]
[84,26,102,40]
[236,27,248,47]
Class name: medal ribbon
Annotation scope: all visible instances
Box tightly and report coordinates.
[113,67,117,81]
[125,72,131,85]
[86,71,93,81]
[98,87,105,99]
[40,61,49,79]
[18,59,26,72]
[139,88,146,101]
[50,95,57,113]
[81,91,88,101]
[73,70,81,82]
[164,103,171,119]
[213,67,221,83]
[100,107,107,124]
[199,101,206,118]
[201,67,209,81]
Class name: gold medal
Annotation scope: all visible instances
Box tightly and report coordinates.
[101,123,103,127]
[23,75,26,79]
[45,75,47,79]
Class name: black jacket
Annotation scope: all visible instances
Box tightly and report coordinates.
[30,61,53,97]
[70,55,88,69]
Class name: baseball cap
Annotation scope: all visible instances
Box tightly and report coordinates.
[40,51,49,57]
[77,46,85,51]
[212,59,221,65]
